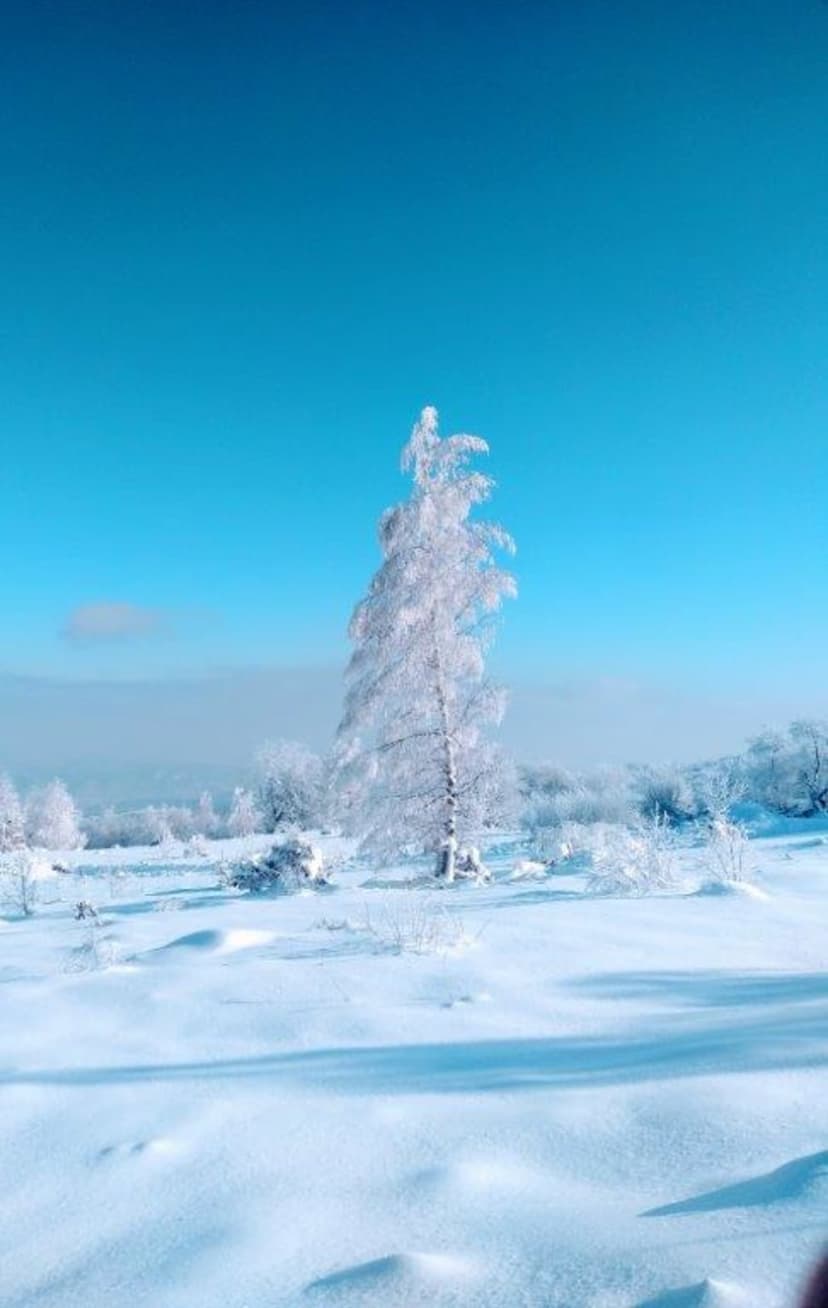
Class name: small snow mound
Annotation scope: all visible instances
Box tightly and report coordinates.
[510,858,549,881]
[306,1251,477,1297]
[643,1150,828,1216]
[693,880,769,901]
[417,1156,543,1196]
[150,928,274,958]
[216,928,275,954]
[637,1277,752,1308]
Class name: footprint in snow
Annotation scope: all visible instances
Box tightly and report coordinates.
[440,991,491,1009]
[98,1137,181,1161]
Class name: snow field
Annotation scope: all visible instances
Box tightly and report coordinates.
[0,830,825,1307]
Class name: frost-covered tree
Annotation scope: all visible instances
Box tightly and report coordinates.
[25,779,85,850]
[255,740,322,831]
[695,759,746,821]
[335,406,516,880]
[143,805,176,846]
[227,786,261,837]
[789,719,828,815]
[195,790,220,839]
[743,720,828,816]
[0,774,25,852]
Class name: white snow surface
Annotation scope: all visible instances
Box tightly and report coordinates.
[0,830,825,1307]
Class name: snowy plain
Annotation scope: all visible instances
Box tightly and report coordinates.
[0,829,825,1308]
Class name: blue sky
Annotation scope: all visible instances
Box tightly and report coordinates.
[2,1,827,774]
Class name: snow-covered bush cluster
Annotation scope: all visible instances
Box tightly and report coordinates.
[0,774,84,852]
[220,837,329,895]
[582,817,680,897]
[80,740,327,850]
[522,764,636,835]
[742,720,828,816]
[0,849,57,916]
[520,722,828,855]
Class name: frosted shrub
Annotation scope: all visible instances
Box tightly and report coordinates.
[25,779,85,850]
[694,761,746,821]
[227,786,261,837]
[0,774,25,852]
[0,850,56,916]
[556,820,604,863]
[221,837,329,895]
[67,901,117,972]
[84,801,209,849]
[362,896,469,955]
[524,769,635,852]
[195,791,221,839]
[633,765,695,824]
[705,815,752,885]
[74,900,100,922]
[256,740,323,831]
[530,819,590,863]
[519,763,575,804]
[586,817,680,896]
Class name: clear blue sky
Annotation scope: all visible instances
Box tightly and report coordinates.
[2,0,827,773]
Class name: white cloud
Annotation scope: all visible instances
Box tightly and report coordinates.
[62,602,168,643]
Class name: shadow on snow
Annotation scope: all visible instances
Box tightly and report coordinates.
[3,1004,825,1093]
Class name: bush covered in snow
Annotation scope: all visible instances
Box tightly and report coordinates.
[25,779,85,850]
[704,814,753,887]
[580,817,681,897]
[84,795,228,849]
[522,766,636,852]
[227,786,261,837]
[631,764,697,824]
[221,838,329,895]
[0,849,57,916]
[0,774,25,852]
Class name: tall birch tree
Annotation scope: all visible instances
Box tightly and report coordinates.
[336,406,516,879]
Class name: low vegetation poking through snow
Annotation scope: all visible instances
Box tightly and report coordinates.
[360,894,472,955]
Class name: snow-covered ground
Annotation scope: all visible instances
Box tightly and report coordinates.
[0,830,825,1307]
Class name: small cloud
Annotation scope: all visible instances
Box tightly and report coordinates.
[62,602,169,644]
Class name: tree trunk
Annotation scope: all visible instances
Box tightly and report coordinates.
[432,619,458,881]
